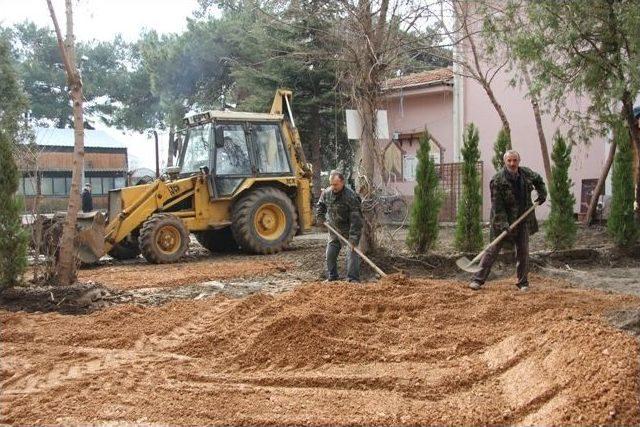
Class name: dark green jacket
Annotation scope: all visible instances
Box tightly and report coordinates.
[316,186,363,242]
[490,166,547,240]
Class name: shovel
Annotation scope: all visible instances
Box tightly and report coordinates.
[456,202,539,273]
[323,222,387,278]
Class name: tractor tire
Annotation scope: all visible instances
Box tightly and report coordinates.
[231,187,297,254]
[108,238,141,260]
[194,227,239,253]
[139,213,189,263]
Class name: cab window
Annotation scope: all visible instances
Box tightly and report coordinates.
[215,124,251,176]
[252,124,291,174]
[182,124,211,173]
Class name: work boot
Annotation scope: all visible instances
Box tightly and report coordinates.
[347,278,360,283]
[469,281,483,291]
[517,283,529,292]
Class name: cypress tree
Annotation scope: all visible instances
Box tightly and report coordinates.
[0,36,28,290]
[407,133,442,253]
[455,123,483,252]
[492,127,512,171]
[608,123,639,247]
[545,132,577,250]
[0,129,28,290]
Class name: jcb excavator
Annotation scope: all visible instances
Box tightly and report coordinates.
[76,90,313,264]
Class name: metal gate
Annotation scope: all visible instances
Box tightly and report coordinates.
[436,161,483,222]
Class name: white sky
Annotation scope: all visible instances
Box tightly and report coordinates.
[0,0,201,41]
[2,0,204,168]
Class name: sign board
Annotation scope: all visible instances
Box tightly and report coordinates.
[345,109,389,140]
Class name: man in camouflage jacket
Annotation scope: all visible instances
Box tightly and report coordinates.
[316,170,363,282]
[470,150,547,291]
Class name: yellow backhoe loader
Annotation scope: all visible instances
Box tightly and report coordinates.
[75,89,313,264]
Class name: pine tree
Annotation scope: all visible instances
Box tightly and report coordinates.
[455,123,483,252]
[0,130,27,290]
[407,133,442,253]
[545,132,577,250]
[492,127,512,171]
[608,123,639,247]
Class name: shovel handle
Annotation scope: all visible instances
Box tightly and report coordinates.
[469,202,539,265]
[323,222,387,277]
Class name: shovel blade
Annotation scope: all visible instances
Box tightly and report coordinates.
[456,256,482,273]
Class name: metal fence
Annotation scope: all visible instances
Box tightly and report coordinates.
[435,161,483,223]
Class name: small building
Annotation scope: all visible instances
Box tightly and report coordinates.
[380,68,467,221]
[17,127,128,212]
[379,65,633,223]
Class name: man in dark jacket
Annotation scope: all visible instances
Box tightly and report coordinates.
[470,150,547,291]
[81,183,93,213]
[316,170,363,282]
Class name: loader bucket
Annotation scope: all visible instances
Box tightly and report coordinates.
[76,212,106,264]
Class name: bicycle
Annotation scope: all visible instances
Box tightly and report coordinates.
[361,186,409,224]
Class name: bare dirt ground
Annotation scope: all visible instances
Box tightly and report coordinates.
[2,226,640,425]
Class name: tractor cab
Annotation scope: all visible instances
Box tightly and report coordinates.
[177,111,294,199]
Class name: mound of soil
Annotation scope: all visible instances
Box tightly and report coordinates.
[2,275,639,425]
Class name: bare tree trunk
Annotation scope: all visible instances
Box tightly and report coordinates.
[522,67,551,183]
[47,0,85,285]
[621,93,640,222]
[458,2,511,140]
[481,82,511,140]
[584,139,617,226]
[357,96,379,253]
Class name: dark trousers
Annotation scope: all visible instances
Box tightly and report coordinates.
[472,224,529,286]
[326,235,360,281]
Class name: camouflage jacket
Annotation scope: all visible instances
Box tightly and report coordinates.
[490,166,547,240]
[316,186,363,242]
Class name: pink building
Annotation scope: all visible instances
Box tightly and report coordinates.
[380,67,611,221]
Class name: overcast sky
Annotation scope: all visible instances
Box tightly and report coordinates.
[1,0,206,169]
[0,0,201,41]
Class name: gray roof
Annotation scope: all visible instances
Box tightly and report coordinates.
[32,127,126,149]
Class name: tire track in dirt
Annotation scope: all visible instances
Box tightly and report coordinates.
[1,345,192,396]
[131,298,247,357]
[2,275,640,425]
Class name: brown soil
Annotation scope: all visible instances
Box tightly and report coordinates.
[2,275,639,426]
[77,259,292,290]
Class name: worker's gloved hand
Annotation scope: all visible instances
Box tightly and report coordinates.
[316,218,325,227]
[348,239,359,248]
[535,196,546,206]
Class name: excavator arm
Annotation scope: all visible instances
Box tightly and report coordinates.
[77,175,197,263]
[271,89,312,180]
[105,177,197,251]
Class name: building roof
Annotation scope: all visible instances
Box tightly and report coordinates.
[383,68,454,91]
[32,127,126,149]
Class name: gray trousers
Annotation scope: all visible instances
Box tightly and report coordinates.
[472,224,529,286]
[326,235,360,281]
